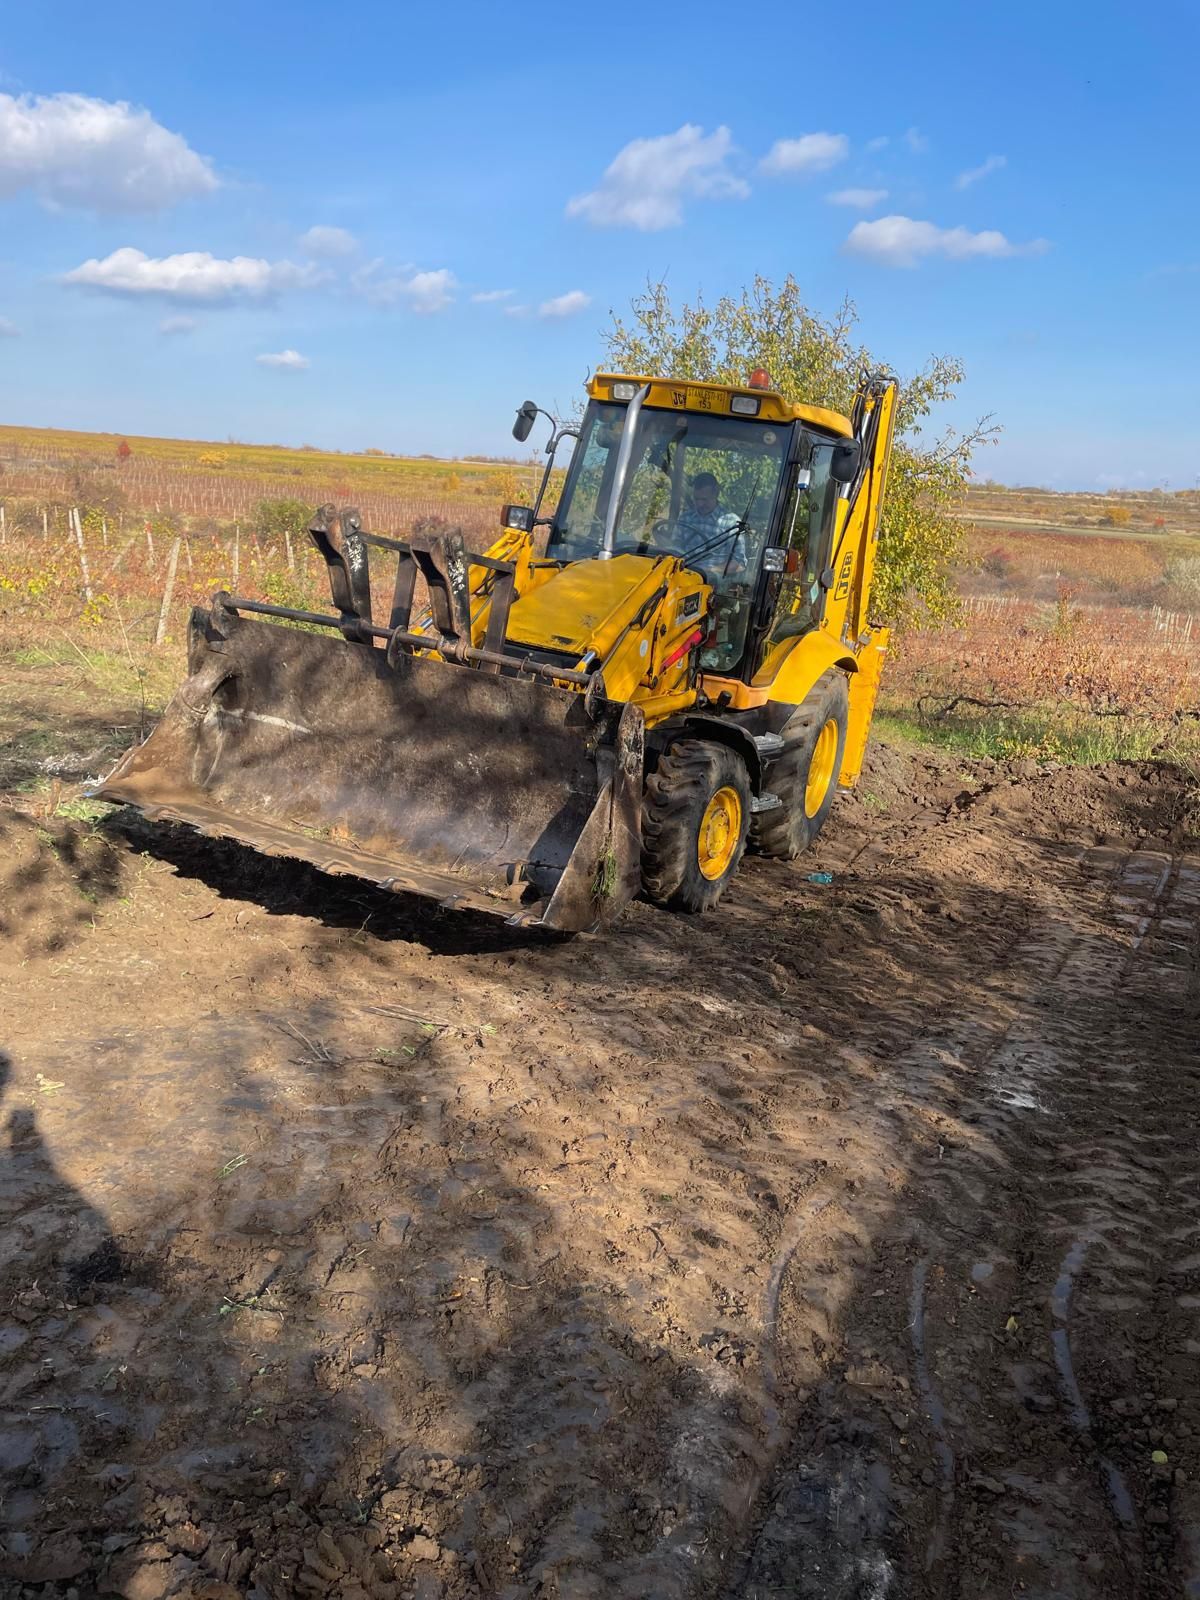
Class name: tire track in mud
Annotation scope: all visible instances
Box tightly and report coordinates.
[1,758,1195,1600]
[728,837,1200,1600]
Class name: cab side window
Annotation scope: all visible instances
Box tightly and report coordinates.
[770,443,837,643]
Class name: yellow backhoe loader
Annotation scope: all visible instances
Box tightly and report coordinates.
[96,367,898,932]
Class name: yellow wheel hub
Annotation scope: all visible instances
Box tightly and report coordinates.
[697,785,743,881]
[805,719,839,818]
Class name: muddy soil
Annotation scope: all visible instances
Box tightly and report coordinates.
[0,692,1197,1599]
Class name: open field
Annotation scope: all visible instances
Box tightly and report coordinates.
[0,421,538,552]
[1,419,1199,1598]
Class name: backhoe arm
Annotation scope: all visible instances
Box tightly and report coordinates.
[847,373,898,641]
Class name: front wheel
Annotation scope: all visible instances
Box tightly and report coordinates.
[641,740,751,913]
[751,670,849,859]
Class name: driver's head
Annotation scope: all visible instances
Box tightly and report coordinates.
[691,472,719,516]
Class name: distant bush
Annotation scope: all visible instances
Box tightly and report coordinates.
[1164,557,1200,597]
[255,498,313,543]
[980,546,1012,578]
[1102,506,1132,526]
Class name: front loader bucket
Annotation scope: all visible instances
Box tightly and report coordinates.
[95,605,645,932]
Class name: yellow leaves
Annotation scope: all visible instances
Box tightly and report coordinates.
[81,592,112,627]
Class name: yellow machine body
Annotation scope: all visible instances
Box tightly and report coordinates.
[97,368,899,931]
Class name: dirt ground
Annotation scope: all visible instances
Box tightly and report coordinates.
[1,662,1198,1600]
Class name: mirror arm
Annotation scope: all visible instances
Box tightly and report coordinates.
[532,425,579,521]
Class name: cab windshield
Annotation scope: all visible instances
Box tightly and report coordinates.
[548,401,791,671]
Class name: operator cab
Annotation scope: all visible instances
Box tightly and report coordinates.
[545,377,858,677]
[547,397,790,672]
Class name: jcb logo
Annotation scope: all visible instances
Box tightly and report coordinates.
[671,389,687,407]
[833,550,854,600]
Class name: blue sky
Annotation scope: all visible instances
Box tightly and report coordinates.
[0,0,1197,488]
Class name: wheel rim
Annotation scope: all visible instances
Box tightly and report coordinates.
[697,785,743,880]
[804,719,839,817]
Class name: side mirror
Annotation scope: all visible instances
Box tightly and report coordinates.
[512,400,538,443]
[830,440,861,485]
[818,565,836,591]
[501,504,534,533]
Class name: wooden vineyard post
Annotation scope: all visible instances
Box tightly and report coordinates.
[72,508,94,604]
[155,538,181,647]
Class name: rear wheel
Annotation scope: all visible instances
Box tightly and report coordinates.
[641,740,751,912]
[752,670,849,859]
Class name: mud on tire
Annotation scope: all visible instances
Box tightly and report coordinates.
[641,739,752,913]
[752,669,849,860]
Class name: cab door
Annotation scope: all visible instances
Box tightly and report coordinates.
[751,437,839,672]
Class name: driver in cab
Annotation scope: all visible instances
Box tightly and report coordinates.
[675,472,747,573]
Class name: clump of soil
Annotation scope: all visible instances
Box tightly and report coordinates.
[0,809,127,964]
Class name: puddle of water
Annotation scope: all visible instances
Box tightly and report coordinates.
[1049,1237,1136,1532]
[970,1261,994,1284]
[909,1257,954,1571]
[1050,1236,1089,1320]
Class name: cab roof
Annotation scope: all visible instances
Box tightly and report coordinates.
[588,372,853,439]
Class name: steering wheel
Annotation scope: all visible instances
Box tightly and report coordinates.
[612,537,680,560]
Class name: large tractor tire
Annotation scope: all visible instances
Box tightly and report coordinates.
[752,669,849,860]
[642,739,752,913]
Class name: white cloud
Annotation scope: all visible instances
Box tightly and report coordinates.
[471,288,515,303]
[827,187,888,209]
[300,224,357,257]
[955,154,1007,190]
[158,314,196,335]
[0,317,18,337]
[761,132,848,177]
[566,124,748,231]
[63,247,324,303]
[352,260,456,312]
[504,305,530,319]
[403,269,456,313]
[844,214,1049,268]
[904,127,930,154]
[538,289,591,320]
[0,92,216,213]
[865,136,889,153]
[256,349,309,370]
